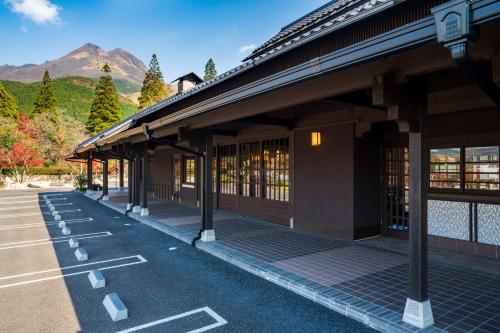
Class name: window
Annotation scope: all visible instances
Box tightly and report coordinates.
[219,144,237,195]
[311,131,322,146]
[263,138,289,201]
[430,148,461,189]
[465,146,499,191]
[183,157,196,184]
[239,142,261,197]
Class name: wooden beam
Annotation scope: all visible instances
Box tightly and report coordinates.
[237,115,294,129]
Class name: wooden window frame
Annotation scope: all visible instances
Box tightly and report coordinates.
[183,156,196,186]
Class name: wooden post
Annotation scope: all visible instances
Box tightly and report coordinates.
[200,129,215,241]
[141,153,149,216]
[119,158,124,189]
[87,157,93,194]
[403,82,434,329]
[127,159,133,209]
[102,158,109,200]
[133,157,141,213]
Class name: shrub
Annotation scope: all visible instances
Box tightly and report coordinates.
[74,173,87,191]
[31,166,73,176]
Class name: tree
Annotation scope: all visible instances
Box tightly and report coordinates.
[203,58,217,81]
[0,81,20,120]
[138,54,168,109]
[0,117,19,150]
[33,110,85,165]
[0,142,43,183]
[86,63,122,135]
[33,70,57,117]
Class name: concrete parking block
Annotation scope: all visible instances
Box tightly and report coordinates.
[58,221,66,228]
[54,214,61,221]
[75,247,88,261]
[103,293,128,321]
[88,269,105,289]
[52,211,59,216]
[62,227,71,235]
[50,206,55,211]
[69,237,79,248]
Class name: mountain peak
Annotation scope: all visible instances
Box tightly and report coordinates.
[0,43,147,85]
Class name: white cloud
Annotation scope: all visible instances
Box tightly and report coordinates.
[20,26,28,32]
[5,0,61,25]
[238,44,256,53]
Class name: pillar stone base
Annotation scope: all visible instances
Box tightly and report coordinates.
[132,206,141,214]
[86,190,93,195]
[200,229,216,242]
[140,208,149,216]
[403,298,434,329]
[126,203,133,210]
[102,195,109,201]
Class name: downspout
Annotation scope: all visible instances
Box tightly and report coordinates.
[142,124,204,245]
[432,0,500,107]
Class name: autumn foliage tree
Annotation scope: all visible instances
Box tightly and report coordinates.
[0,142,43,183]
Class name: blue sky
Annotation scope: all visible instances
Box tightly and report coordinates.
[0,0,328,81]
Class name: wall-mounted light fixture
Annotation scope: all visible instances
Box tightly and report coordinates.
[311,131,322,147]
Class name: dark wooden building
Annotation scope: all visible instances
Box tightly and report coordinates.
[69,0,500,328]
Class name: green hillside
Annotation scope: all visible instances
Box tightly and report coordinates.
[2,76,139,123]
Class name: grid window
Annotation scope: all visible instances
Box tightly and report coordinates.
[183,157,196,184]
[263,138,290,202]
[465,146,499,191]
[430,148,461,189]
[239,142,261,198]
[220,144,237,195]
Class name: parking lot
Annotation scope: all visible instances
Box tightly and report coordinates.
[0,189,374,333]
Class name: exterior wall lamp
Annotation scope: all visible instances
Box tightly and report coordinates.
[311,131,322,147]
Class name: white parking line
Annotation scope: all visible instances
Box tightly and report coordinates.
[114,307,228,333]
[0,217,93,230]
[41,209,81,215]
[0,203,72,211]
[0,198,67,205]
[0,231,112,250]
[0,255,147,289]
[40,203,73,208]
[0,194,63,200]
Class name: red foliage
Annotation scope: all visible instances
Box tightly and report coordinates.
[17,114,40,140]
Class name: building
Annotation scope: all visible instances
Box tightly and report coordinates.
[68,0,500,329]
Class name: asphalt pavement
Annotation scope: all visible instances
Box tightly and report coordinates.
[0,189,375,333]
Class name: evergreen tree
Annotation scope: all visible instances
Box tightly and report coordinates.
[33,70,57,116]
[203,58,217,81]
[86,63,121,135]
[0,81,20,120]
[138,54,168,109]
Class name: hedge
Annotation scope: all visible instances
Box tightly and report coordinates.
[31,167,74,176]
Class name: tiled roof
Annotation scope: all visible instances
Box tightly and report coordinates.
[75,0,393,152]
[245,0,362,60]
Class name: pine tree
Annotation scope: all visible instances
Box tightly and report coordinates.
[203,58,217,81]
[86,63,122,135]
[138,54,168,109]
[0,81,20,120]
[33,70,57,116]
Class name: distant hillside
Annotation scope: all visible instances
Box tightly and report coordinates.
[0,43,147,86]
[2,76,138,123]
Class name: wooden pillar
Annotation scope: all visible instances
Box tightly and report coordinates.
[102,158,109,200]
[200,129,215,241]
[119,158,124,189]
[141,153,149,216]
[127,158,133,209]
[132,157,141,213]
[215,143,221,210]
[87,157,93,193]
[403,82,434,329]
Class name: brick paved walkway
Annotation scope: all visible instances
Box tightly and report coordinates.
[85,190,500,333]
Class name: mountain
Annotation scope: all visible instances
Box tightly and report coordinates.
[2,77,138,123]
[0,43,147,87]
